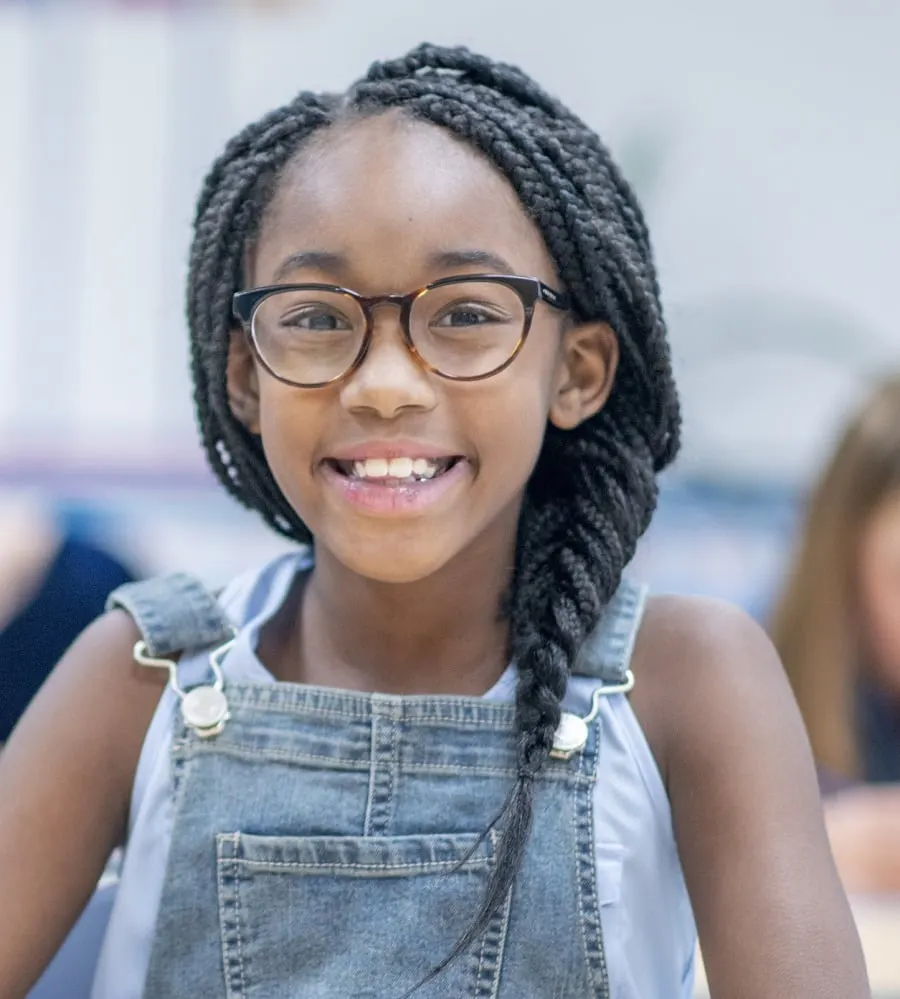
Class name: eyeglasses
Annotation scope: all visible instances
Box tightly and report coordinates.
[232,274,570,388]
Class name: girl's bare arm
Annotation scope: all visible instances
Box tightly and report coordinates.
[0,611,166,998]
[634,596,870,999]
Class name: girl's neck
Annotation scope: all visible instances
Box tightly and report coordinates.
[263,536,515,696]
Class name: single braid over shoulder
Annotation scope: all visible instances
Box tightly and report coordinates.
[187,42,680,986]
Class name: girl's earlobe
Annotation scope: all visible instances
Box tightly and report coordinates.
[548,322,619,430]
[227,329,262,433]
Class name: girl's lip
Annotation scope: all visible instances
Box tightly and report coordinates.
[320,459,471,516]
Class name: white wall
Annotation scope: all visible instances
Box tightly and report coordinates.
[0,0,898,489]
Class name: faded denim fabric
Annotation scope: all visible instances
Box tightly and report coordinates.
[95,554,695,999]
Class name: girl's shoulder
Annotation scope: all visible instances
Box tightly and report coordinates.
[631,595,776,774]
[630,593,789,786]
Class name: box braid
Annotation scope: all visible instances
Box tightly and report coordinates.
[187,43,680,985]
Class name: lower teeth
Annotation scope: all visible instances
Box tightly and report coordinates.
[360,473,436,483]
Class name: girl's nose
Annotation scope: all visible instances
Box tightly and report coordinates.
[339,312,437,420]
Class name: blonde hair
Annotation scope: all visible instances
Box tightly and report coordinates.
[771,376,900,778]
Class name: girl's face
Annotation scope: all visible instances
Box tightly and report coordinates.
[228,113,616,584]
[858,490,900,696]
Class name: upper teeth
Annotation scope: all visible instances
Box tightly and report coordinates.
[351,457,439,480]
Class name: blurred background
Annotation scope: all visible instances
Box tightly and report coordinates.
[1,0,899,993]
[2,0,898,605]
[0,0,897,605]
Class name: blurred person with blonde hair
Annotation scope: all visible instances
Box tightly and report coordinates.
[772,374,900,892]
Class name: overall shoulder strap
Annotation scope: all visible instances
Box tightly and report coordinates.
[106,572,234,657]
[571,579,648,685]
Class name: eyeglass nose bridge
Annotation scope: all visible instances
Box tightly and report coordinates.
[352,289,427,365]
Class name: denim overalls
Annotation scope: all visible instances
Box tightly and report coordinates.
[109,568,648,999]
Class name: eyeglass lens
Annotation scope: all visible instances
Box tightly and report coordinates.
[250,280,527,384]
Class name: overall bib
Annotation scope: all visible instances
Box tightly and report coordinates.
[110,571,645,999]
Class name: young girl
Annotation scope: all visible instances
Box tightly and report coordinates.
[0,44,868,999]
[772,375,900,892]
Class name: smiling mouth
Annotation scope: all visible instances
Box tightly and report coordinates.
[325,456,464,484]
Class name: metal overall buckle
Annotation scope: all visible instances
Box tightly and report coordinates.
[549,670,635,760]
[133,632,237,738]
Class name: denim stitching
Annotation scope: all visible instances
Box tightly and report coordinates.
[169,735,193,807]
[109,573,233,656]
[363,716,378,836]
[186,742,589,783]
[225,696,520,727]
[474,913,489,996]
[574,722,610,998]
[487,877,512,999]
[366,700,398,836]
[229,858,492,873]
[390,702,402,835]
[217,833,245,998]
[573,579,646,684]
[472,830,496,996]
[232,835,247,997]
[472,828,510,998]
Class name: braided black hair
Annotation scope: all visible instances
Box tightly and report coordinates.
[187,42,680,986]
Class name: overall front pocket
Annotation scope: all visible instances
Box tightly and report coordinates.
[216,830,509,999]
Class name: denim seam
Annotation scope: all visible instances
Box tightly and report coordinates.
[391,711,401,836]
[472,827,510,998]
[367,707,397,836]
[574,580,647,683]
[184,742,589,782]
[188,744,371,772]
[601,584,646,679]
[225,701,519,726]
[109,573,233,656]
[229,858,492,873]
[574,749,591,994]
[486,886,512,999]
[217,833,246,998]
[399,762,587,783]
[233,839,247,998]
[475,911,489,995]
[363,717,378,836]
[169,739,194,812]
[575,728,609,998]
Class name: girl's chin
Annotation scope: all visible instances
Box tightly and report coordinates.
[318,534,463,586]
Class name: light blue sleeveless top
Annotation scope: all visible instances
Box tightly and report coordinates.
[91,551,696,998]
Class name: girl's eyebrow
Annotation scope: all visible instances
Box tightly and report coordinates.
[271,248,517,285]
[273,250,346,282]
[427,249,516,274]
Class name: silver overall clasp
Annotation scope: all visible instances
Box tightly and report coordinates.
[133,632,237,738]
[550,670,635,760]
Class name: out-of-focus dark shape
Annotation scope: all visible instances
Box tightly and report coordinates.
[0,500,135,743]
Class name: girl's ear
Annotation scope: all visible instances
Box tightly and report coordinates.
[549,321,619,430]
[227,329,262,434]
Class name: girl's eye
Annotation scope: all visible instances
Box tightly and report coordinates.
[281,307,353,332]
[431,304,508,328]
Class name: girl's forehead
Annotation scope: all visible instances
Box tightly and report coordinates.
[252,113,557,289]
